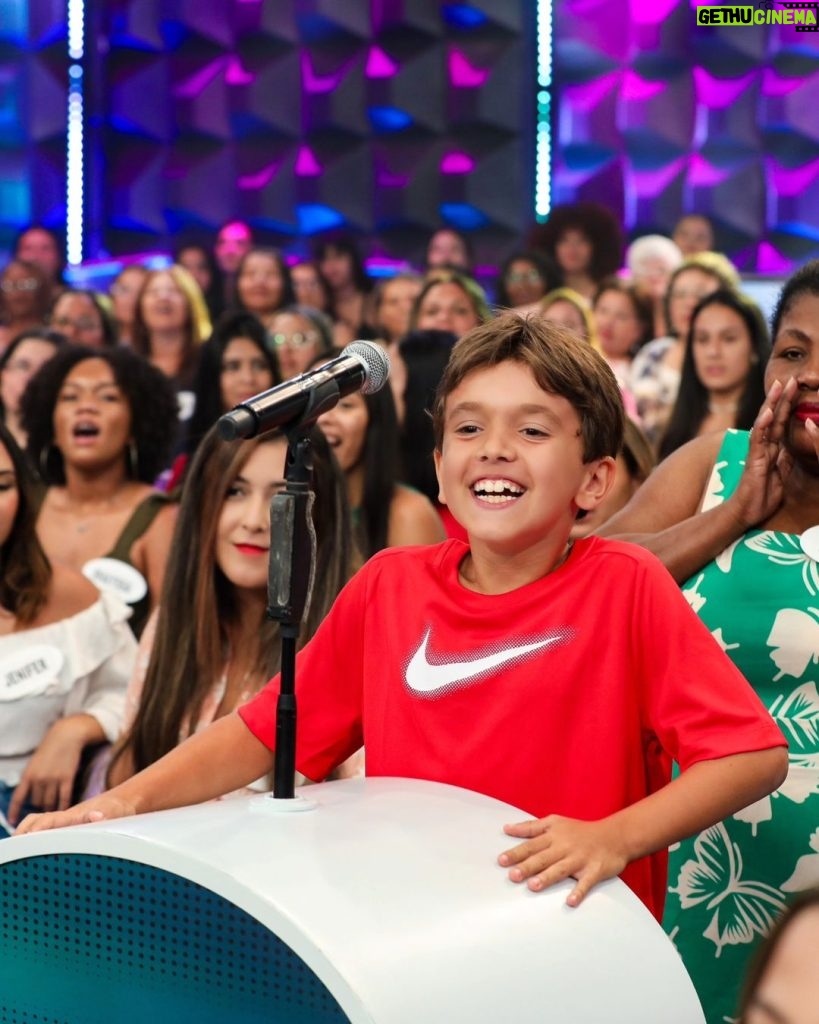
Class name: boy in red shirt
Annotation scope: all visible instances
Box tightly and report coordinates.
[17,313,787,919]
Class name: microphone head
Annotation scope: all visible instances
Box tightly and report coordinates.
[216,405,257,441]
[343,340,390,395]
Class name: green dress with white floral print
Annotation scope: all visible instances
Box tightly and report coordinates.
[662,430,819,1024]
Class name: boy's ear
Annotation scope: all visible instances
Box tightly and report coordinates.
[574,456,617,513]
[433,448,447,506]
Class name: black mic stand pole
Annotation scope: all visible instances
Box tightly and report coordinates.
[265,381,339,800]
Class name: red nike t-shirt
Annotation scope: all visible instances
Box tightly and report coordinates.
[239,537,785,919]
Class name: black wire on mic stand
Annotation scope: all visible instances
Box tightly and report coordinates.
[265,378,340,799]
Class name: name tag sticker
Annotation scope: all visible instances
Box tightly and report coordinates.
[0,645,65,700]
[82,557,148,605]
[177,391,196,422]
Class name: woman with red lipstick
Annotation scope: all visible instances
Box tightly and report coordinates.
[600,260,819,1024]
[22,346,179,638]
[104,423,353,787]
[658,290,769,460]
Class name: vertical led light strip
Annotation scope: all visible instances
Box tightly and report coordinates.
[66,0,85,265]
[535,0,553,221]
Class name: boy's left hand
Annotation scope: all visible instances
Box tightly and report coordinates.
[499,814,629,907]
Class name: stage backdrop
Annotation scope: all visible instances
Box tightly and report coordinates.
[552,0,819,270]
[85,0,533,269]
[1,0,817,270]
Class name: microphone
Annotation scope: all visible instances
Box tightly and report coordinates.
[217,340,390,441]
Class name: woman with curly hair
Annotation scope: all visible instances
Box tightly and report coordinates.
[105,423,355,787]
[0,421,135,832]
[22,346,180,637]
[528,202,623,302]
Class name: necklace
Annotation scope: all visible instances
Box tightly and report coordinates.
[708,399,739,415]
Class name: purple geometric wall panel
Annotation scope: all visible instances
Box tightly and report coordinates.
[93,1,533,266]
[552,0,819,270]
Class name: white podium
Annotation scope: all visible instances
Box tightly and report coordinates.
[0,777,704,1023]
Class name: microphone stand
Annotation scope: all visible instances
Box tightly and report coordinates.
[265,379,339,800]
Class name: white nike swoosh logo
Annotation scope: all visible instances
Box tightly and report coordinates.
[405,627,573,697]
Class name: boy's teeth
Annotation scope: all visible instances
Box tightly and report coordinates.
[472,478,525,505]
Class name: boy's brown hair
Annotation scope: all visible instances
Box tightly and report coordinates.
[432,311,625,461]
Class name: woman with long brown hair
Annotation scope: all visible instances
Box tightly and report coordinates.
[106,423,354,785]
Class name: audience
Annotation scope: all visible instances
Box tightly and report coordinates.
[105,424,354,787]
[183,311,279,471]
[311,347,445,558]
[13,226,65,302]
[396,329,462,536]
[736,890,819,1024]
[314,234,375,337]
[592,277,654,389]
[539,287,597,344]
[290,259,334,315]
[175,243,224,321]
[23,346,179,638]
[372,272,423,347]
[0,328,66,448]
[130,265,212,418]
[0,259,51,352]
[425,227,473,273]
[573,419,655,540]
[495,251,557,312]
[50,289,118,348]
[658,290,769,460]
[529,202,623,302]
[672,213,716,258]
[267,305,333,380]
[0,422,135,832]
[213,220,253,307]
[235,247,295,331]
[108,265,148,348]
[629,252,741,447]
[600,260,819,1023]
[411,270,490,337]
[625,234,683,338]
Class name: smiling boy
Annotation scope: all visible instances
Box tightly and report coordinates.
[17,314,787,920]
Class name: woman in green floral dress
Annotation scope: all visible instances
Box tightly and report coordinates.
[600,261,819,1023]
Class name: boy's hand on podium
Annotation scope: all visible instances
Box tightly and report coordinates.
[498,814,629,908]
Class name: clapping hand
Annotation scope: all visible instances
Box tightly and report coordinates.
[730,377,797,529]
